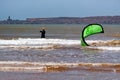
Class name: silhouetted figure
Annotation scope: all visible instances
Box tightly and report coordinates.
[40,28,46,38]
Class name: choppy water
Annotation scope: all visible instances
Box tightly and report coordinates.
[0,24,120,80]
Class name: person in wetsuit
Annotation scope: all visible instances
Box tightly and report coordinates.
[40,28,46,38]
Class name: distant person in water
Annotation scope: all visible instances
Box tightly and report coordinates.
[40,28,46,38]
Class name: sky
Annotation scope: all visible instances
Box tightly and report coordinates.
[0,0,120,20]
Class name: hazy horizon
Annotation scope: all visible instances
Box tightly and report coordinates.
[0,0,120,20]
[2,15,120,21]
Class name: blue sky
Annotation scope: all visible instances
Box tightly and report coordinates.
[0,0,120,20]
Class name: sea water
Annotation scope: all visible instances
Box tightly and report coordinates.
[0,24,120,80]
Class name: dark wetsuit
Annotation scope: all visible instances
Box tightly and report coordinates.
[40,29,46,38]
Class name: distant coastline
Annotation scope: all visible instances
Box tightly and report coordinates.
[0,16,120,24]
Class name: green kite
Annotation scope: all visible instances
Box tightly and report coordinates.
[81,24,104,46]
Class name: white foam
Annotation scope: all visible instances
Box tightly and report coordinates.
[0,38,120,51]
[0,38,80,45]
[0,38,81,49]
[89,46,120,51]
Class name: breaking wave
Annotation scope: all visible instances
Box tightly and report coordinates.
[0,38,80,50]
[0,61,120,72]
[0,38,120,51]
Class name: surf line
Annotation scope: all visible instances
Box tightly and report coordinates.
[0,61,120,72]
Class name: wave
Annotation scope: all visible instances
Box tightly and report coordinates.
[90,40,120,46]
[0,38,80,50]
[88,40,120,51]
[0,61,120,72]
[0,38,120,51]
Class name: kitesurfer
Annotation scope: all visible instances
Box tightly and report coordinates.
[40,28,46,38]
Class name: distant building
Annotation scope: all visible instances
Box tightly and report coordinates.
[7,16,12,22]
[6,16,13,24]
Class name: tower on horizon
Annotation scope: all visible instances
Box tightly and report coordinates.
[7,16,12,21]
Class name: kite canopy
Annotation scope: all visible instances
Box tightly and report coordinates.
[81,24,104,46]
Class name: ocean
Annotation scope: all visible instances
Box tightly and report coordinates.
[0,24,120,80]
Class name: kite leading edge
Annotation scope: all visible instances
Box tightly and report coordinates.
[80,24,104,46]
